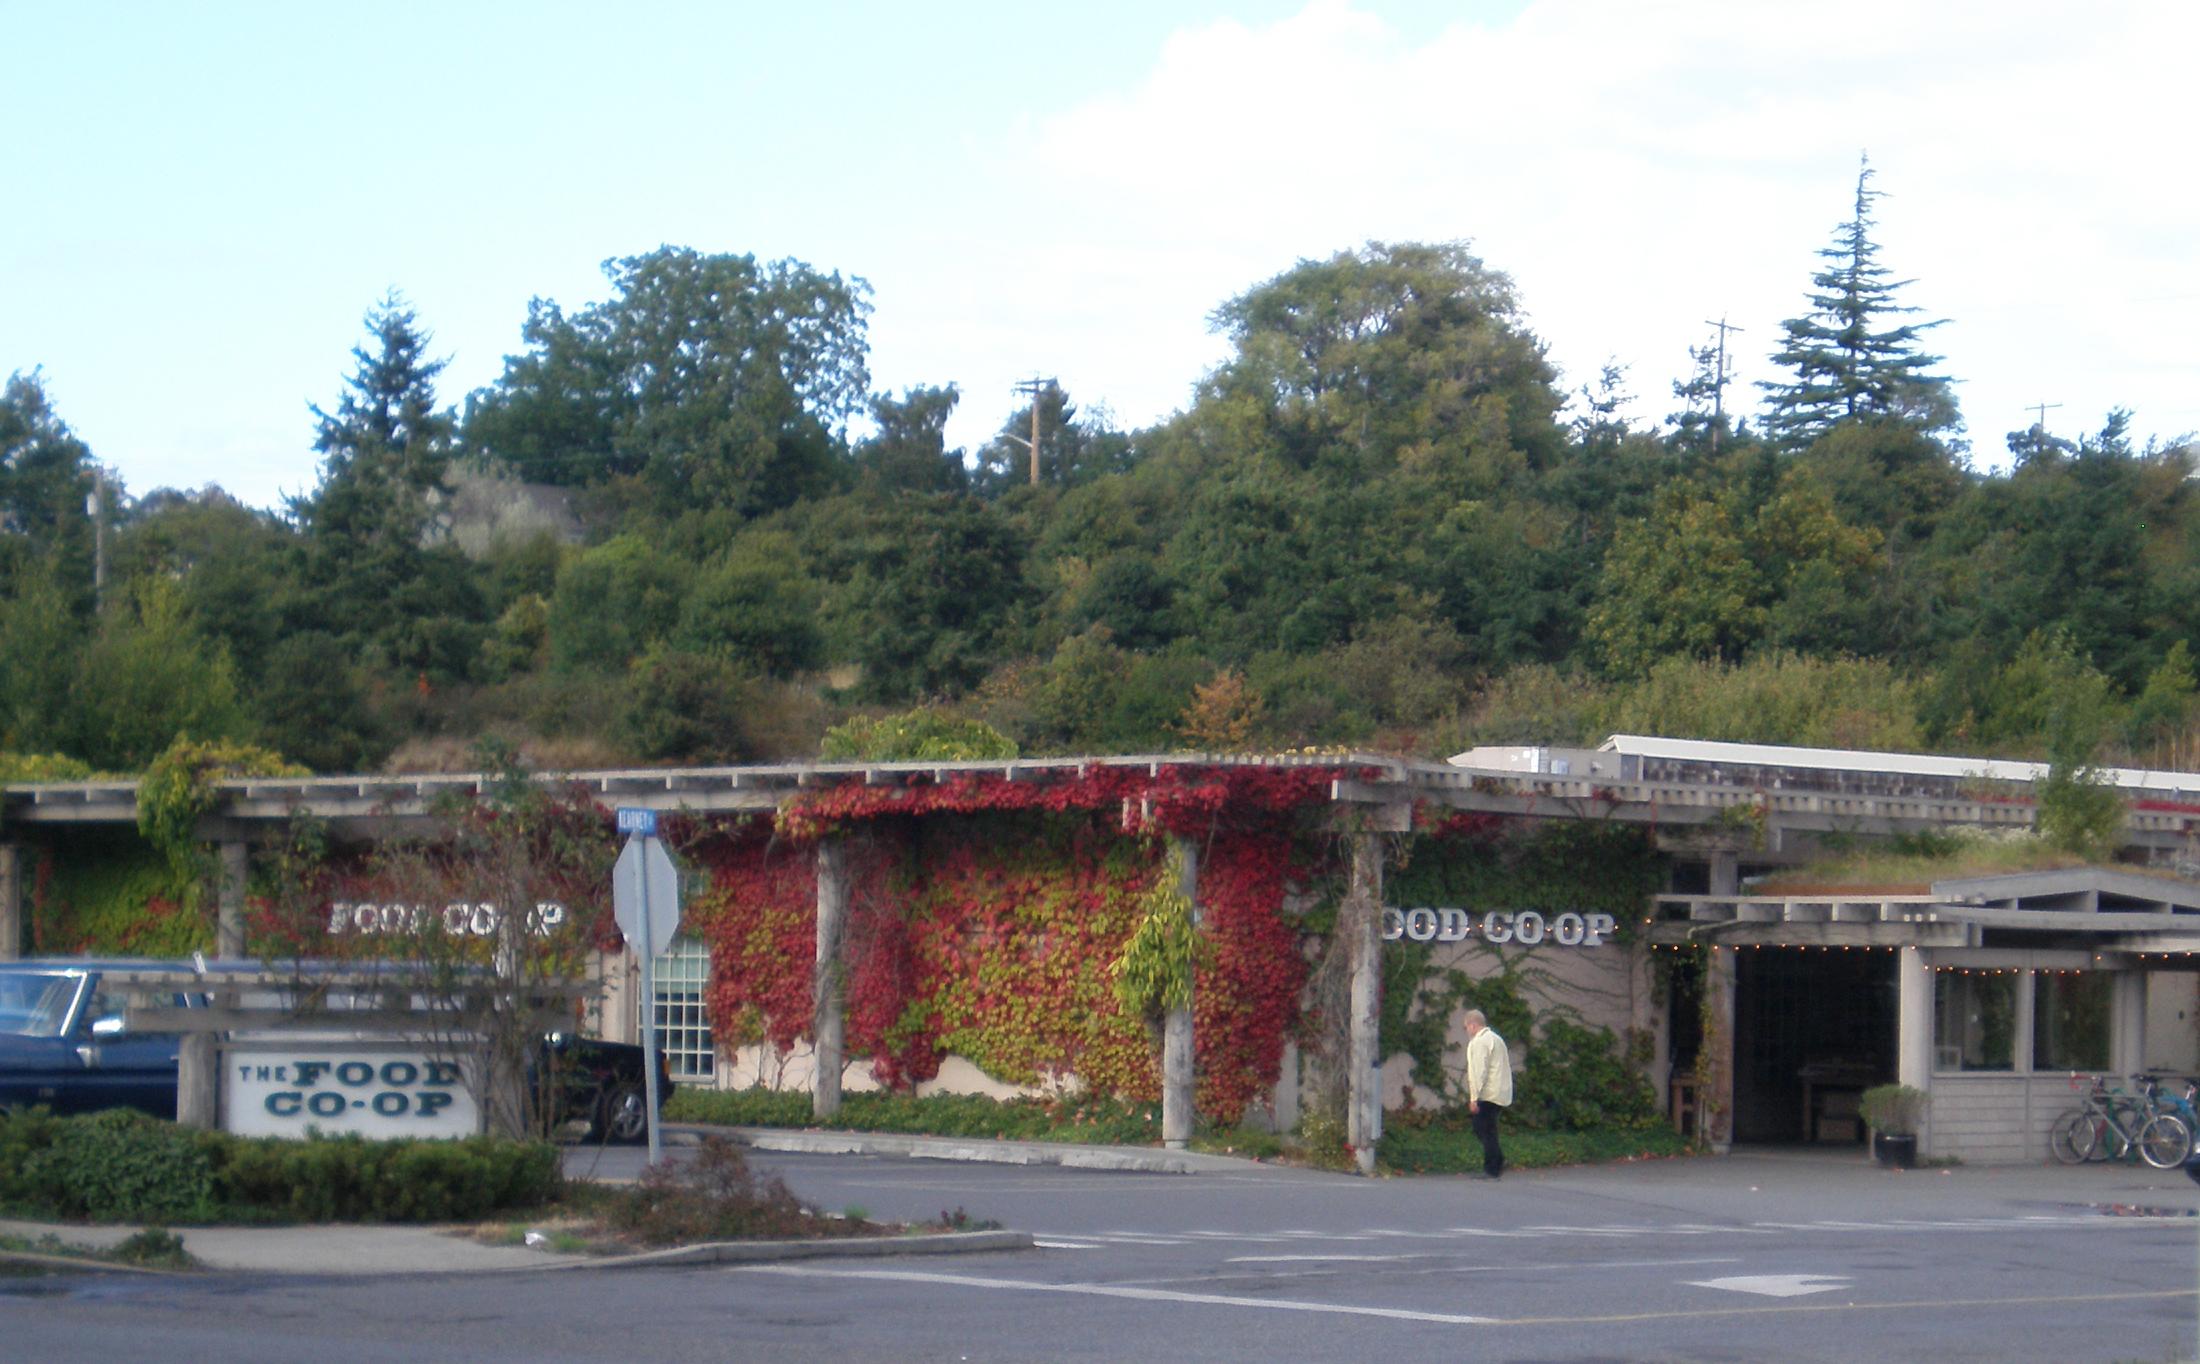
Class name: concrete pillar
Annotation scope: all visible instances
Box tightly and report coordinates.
[813,837,848,1120]
[2114,969,2147,1078]
[1344,831,1383,1175]
[177,1033,218,1130]
[1702,944,1736,1151]
[1708,849,1740,898]
[1270,1039,1301,1135]
[1897,945,1933,1154]
[217,840,248,958]
[0,842,20,960]
[1162,839,1199,1150]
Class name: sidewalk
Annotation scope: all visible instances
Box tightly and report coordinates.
[692,1123,1271,1175]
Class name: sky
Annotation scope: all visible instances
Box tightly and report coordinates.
[6,0,2195,513]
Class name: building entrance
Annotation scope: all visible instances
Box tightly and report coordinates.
[1732,947,1897,1144]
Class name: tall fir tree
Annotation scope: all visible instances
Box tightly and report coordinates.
[1760,158,1957,448]
[292,293,483,688]
[295,292,455,545]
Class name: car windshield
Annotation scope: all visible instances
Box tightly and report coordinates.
[0,973,80,1038]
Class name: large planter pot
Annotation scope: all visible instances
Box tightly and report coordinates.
[1871,1131,1917,1169]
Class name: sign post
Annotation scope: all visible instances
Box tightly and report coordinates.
[613,808,680,1163]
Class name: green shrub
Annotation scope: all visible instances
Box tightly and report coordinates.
[664,1086,1162,1145]
[0,1107,66,1206]
[0,1110,560,1224]
[1509,1017,1663,1133]
[20,1109,219,1222]
[111,1226,193,1268]
[214,1132,562,1222]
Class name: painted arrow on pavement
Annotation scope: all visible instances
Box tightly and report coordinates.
[1686,1274,1852,1298]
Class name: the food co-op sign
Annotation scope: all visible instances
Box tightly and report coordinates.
[1383,908,1618,947]
[325,900,568,937]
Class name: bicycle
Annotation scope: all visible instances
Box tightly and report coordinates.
[2134,1073,2198,1167]
[2049,1074,2192,1168]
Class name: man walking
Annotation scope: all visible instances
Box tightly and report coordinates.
[1463,1009,1513,1179]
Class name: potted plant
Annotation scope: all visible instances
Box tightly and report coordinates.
[1858,1083,1925,1168]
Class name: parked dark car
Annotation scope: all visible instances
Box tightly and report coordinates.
[0,959,197,1119]
[538,1031,669,1144]
[0,960,666,1142]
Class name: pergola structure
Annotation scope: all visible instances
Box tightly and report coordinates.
[8,753,2197,1168]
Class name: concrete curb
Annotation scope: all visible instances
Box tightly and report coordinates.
[0,1249,180,1276]
[562,1228,1033,1270]
[685,1124,1261,1175]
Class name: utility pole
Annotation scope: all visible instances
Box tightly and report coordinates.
[1703,317,1743,457]
[87,465,107,612]
[1011,377,1054,487]
[2027,401,2063,459]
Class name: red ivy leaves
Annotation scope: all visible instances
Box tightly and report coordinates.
[693,766,1348,1126]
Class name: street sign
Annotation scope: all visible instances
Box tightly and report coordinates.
[616,807,658,836]
[612,836,681,952]
[612,831,682,1164]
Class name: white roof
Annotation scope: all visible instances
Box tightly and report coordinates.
[1595,734,2200,796]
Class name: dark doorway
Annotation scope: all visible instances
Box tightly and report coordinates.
[1733,947,1897,1144]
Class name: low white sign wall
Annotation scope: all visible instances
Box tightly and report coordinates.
[221,1040,481,1138]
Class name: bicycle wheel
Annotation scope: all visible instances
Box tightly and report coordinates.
[2050,1110,2096,1164]
[2140,1113,2193,1169]
[2084,1111,2117,1162]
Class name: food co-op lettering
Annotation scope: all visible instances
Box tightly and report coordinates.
[1382,908,1617,947]
[239,1057,463,1121]
[325,900,567,938]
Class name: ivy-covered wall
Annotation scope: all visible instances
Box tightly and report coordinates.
[30,827,208,957]
[1380,815,1668,1130]
[683,767,1338,1126]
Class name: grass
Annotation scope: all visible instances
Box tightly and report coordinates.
[1748,830,2090,894]
[1378,1122,1694,1175]
[668,1083,1685,1175]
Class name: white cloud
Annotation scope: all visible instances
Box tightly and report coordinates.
[919,0,2200,459]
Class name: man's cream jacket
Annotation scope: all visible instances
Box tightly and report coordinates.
[1464,1027,1513,1107]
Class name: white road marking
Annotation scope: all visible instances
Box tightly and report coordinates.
[1033,1240,1102,1249]
[1028,1214,2168,1252]
[735,1265,1496,1324]
[1226,1254,1743,1271]
[1687,1274,1852,1298]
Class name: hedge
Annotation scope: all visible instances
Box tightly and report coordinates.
[0,1108,561,1224]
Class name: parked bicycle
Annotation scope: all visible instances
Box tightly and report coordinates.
[2135,1073,2199,1167]
[2049,1073,2193,1168]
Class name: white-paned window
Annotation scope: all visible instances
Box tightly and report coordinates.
[649,934,714,1082]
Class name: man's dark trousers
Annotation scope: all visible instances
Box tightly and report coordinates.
[1472,1102,1505,1178]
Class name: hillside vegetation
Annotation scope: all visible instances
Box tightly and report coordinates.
[3,168,2194,779]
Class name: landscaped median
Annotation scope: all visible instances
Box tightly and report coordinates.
[665,1085,1697,1173]
[0,1107,1027,1272]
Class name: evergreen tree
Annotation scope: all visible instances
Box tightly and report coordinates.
[293,295,484,685]
[0,370,99,596]
[1760,159,1957,447]
[295,292,454,545]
